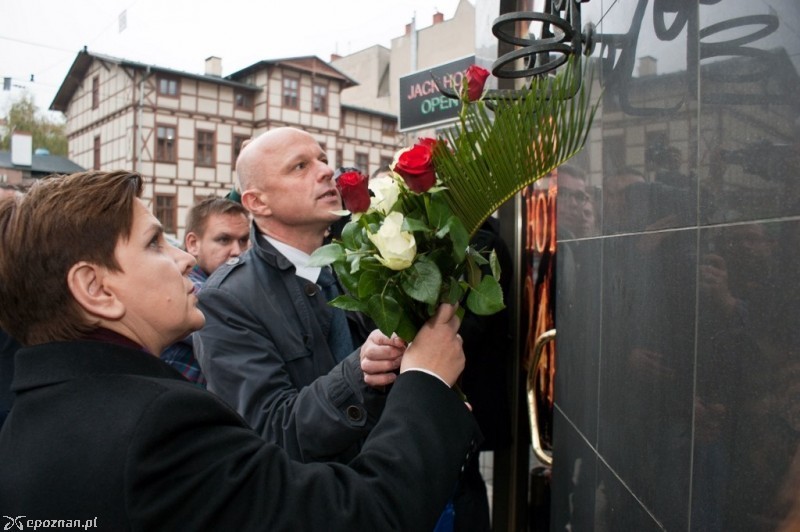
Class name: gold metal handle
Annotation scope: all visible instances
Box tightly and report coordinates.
[527,328,556,466]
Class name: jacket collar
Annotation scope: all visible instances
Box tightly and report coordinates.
[249,221,295,272]
[12,340,186,393]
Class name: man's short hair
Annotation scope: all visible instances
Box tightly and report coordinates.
[184,197,249,239]
[558,163,587,182]
[0,170,143,345]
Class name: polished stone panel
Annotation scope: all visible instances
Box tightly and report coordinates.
[555,238,602,444]
[596,0,699,237]
[692,220,800,531]
[594,460,664,531]
[698,0,800,225]
[597,230,695,531]
[544,0,799,529]
[550,407,597,531]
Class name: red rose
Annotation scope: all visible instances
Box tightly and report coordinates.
[465,65,490,102]
[336,170,370,213]
[417,137,438,150]
[394,141,437,194]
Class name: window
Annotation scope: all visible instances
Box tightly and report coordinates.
[312,82,328,113]
[602,135,626,176]
[283,76,299,109]
[381,118,396,136]
[196,130,215,167]
[336,149,343,168]
[158,76,179,97]
[156,125,176,163]
[645,131,670,172]
[232,135,250,168]
[93,135,101,170]
[154,194,177,235]
[355,152,369,174]
[235,90,253,110]
[91,76,99,109]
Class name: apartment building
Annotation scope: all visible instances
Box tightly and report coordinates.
[333,0,475,141]
[50,49,400,237]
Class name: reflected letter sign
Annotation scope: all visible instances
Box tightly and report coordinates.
[399,56,475,132]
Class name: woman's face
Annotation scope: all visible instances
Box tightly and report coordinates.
[103,199,205,354]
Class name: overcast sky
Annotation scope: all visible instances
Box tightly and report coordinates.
[0,0,464,118]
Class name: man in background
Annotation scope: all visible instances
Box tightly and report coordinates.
[160,196,249,385]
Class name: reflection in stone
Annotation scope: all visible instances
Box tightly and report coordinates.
[695,221,800,530]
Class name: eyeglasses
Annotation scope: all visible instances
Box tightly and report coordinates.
[559,188,591,205]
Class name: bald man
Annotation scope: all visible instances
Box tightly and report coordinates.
[195,128,409,463]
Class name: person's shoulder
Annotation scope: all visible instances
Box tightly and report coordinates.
[203,250,255,290]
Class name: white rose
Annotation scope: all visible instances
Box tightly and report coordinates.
[368,212,416,271]
[368,175,401,214]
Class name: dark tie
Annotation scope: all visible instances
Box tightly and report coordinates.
[317,267,354,362]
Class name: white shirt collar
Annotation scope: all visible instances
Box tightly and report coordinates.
[262,234,322,283]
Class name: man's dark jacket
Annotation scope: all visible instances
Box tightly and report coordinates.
[0,340,480,531]
[195,223,379,462]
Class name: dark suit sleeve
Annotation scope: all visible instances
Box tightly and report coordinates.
[125,372,481,532]
[195,285,385,462]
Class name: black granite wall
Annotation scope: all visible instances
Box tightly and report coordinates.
[551,1,800,529]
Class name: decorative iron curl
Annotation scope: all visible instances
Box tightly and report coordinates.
[491,7,594,80]
[432,0,594,102]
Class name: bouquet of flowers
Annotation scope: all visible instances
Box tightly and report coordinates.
[311,60,595,341]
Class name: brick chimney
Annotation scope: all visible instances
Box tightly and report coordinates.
[330,53,342,62]
[11,132,32,167]
[405,22,412,35]
[205,56,222,77]
[638,55,657,77]
[433,11,444,25]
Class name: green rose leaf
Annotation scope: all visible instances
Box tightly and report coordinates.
[394,311,420,343]
[349,252,362,275]
[489,249,502,280]
[403,215,432,234]
[368,293,402,337]
[465,253,482,288]
[444,276,465,305]
[401,257,442,305]
[308,243,344,267]
[426,193,452,229]
[358,256,385,272]
[332,261,358,294]
[467,245,489,266]
[466,276,506,316]
[455,305,466,324]
[341,221,362,250]
[358,269,385,299]
[445,215,469,263]
[329,294,366,313]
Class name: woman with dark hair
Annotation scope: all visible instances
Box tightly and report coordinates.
[0,170,479,531]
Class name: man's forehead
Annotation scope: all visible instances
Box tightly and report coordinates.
[558,173,585,190]
[204,212,250,233]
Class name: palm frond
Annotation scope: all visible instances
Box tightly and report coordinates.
[434,58,598,236]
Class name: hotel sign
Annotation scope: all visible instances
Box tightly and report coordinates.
[399,56,475,132]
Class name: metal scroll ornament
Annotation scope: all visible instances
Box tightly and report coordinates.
[433,0,594,101]
[491,0,595,81]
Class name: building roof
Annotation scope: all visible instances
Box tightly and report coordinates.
[50,49,260,112]
[227,55,357,88]
[342,104,396,120]
[0,151,84,175]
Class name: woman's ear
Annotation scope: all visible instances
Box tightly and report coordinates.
[241,189,271,217]
[67,262,125,321]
